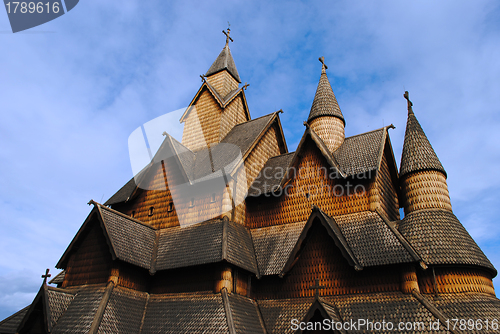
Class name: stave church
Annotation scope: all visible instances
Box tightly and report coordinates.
[1,29,499,333]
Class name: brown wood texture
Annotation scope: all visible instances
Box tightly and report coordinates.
[309,116,344,152]
[247,139,373,228]
[417,267,495,295]
[182,89,223,151]
[401,170,452,215]
[63,221,112,288]
[252,223,401,299]
[112,261,150,292]
[206,70,239,98]
[219,94,247,140]
[370,145,400,221]
[150,264,216,294]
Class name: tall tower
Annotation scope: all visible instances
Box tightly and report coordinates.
[399,91,452,215]
[307,57,345,152]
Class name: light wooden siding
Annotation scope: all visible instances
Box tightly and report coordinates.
[371,147,400,221]
[219,95,247,141]
[233,124,282,225]
[253,223,401,299]
[182,89,222,152]
[247,139,373,229]
[401,170,452,215]
[63,221,112,288]
[309,117,344,152]
[206,70,238,98]
[417,267,495,296]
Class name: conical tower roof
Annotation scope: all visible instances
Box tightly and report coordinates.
[205,32,241,83]
[307,58,344,125]
[400,91,446,178]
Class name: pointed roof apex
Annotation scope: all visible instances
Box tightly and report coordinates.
[205,28,241,83]
[400,91,446,178]
[307,57,345,124]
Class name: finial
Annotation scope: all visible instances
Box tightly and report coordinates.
[243,82,249,90]
[162,131,168,136]
[319,56,328,74]
[404,91,413,114]
[222,24,233,46]
[200,74,206,82]
[42,268,51,285]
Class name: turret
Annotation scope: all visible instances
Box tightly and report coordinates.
[204,28,241,97]
[399,91,452,215]
[307,57,345,152]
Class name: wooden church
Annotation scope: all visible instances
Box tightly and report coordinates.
[1,30,499,333]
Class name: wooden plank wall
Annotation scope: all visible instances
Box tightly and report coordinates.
[418,267,495,296]
[62,221,112,288]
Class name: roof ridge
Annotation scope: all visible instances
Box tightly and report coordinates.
[92,201,157,230]
[343,125,389,140]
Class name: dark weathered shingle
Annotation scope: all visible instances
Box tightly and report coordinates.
[49,270,66,285]
[52,286,106,333]
[99,206,157,270]
[141,292,229,333]
[97,288,148,334]
[399,209,495,272]
[227,221,259,275]
[257,298,313,334]
[327,292,445,334]
[205,44,241,83]
[227,293,266,334]
[0,306,29,334]
[104,177,137,206]
[156,220,224,271]
[333,127,386,177]
[248,152,295,196]
[47,288,76,328]
[251,221,307,276]
[307,66,344,124]
[400,109,446,178]
[334,211,414,267]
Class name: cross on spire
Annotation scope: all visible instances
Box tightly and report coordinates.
[319,56,328,74]
[42,268,51,285]
[404,91,413,114]
[309,279,326,298]
[223,27,233,46]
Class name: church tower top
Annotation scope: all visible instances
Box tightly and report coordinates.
[205,28,241,83]
[307,57,344,125]
[399,91,446,178]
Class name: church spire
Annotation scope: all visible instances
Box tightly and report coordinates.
[307,57,345,152]
[399,91,451,215]
[205,28,241,84]
[400,91,446,178]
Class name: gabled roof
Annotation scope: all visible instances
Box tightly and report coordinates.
[248,125,395,197]
[307,63,344,125]
[0,306,29,334]
[106,112,285,206]
[16,284,76,334]
[251,207,418,277]
[400,105,446,178]
[58,203,259,275]
[399,208,496,274]
[179,80,251,123]
[205,44,241,83]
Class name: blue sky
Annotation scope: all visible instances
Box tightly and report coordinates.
[1,0,499,320]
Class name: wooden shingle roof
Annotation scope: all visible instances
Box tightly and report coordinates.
[205,44,241,83]
[400,107,446,178]
[307,64,344,125]
[399,209,496,273]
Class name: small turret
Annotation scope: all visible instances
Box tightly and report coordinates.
[399,91,452,215]
[204,28,241,97]
[307,57,345,153]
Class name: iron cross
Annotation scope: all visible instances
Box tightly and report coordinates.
[309,279,326,298]
[223,28,233,46]
[42,268,51,284]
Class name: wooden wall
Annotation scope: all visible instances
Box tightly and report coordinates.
[150,263,217,294]
[206,70,238,98]
[417,266,495,296]
[246,139,373,228]
[62,219,112,288]
[219,94,247,140]
[252,223,401,299]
